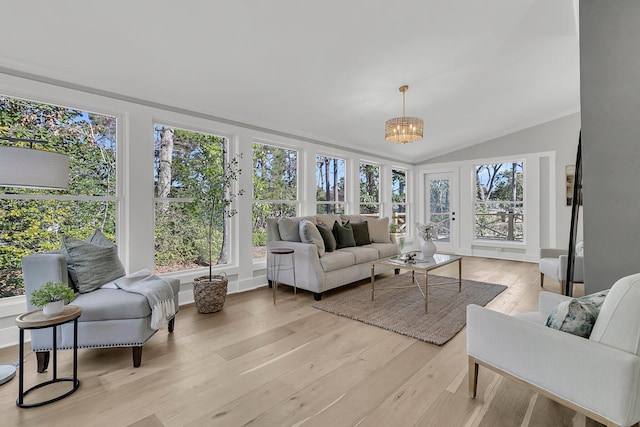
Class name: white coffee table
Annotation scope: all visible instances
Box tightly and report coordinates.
[371,251,462,313]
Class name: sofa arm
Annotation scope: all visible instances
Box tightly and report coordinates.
[540,248,567,259]
[467,304,640,426]
[538,291,572,315]
[267,240,324,292]
[559,255,585,283]
[21,253,70,311]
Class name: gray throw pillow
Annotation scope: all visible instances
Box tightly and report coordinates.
[278,218,302,242]
[61,230,126,294]
[299,220,325,257]
[367,217,391,243]
[316,223,337,252]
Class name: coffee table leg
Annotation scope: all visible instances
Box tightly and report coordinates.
[424,272,429,313]
[371,263,375,301]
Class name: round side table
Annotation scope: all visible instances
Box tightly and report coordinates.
[268,248,296,304]
[15,305,82,408]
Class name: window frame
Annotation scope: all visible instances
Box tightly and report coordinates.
[315,153,347,215]
[0,93,121,309]
[359,161,381,218]
[152,123,239,276]
[251,141,299,260]
[473,160,525,243]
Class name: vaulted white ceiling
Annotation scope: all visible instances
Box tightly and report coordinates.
[0,0,579,164]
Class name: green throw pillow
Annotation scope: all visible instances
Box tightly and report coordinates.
[61,230,126,294]
[317,223,337,252]
[333,220,356,249]
[351,221,370,246]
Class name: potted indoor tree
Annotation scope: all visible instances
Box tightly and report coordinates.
[192,142,244,314]
[30,281,76,316]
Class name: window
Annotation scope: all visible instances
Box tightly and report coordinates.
[316,155,345,214]
[474,162,524,242]
[359,162,380,218]
[0,95,117,298]
[391,168,408,234]
[252,143,298,259]
[154,125,237,273]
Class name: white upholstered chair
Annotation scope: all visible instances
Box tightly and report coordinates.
[539,241,584,294]
[467,273,640,427]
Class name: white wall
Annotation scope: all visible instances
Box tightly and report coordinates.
[580,0,640,292]
[420,113,582,253]
[0,72,411,348]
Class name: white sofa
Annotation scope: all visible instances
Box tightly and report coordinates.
[266,214,400,300]
[467,273,640,427]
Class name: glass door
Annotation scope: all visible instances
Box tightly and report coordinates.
[425,172,458,253]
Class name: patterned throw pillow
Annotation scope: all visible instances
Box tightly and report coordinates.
[545,290,609,338]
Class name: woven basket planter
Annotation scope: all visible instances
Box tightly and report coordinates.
[193,273,228,314]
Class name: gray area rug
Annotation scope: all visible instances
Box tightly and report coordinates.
[312,273,507,345]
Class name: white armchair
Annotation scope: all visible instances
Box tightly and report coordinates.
[467,273,640,427]
[539,242,584,294]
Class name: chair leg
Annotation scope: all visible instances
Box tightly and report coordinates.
[540,272,544,287]
[560,280,566,296]
[132,346,143,368]
[168,317,175,333]
[469,356,479,398]
[36,351,50,373]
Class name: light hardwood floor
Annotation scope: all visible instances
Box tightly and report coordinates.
[0,257,601,427]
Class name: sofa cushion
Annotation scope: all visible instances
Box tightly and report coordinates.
[278,217,302,242]
[315,214,341,227]
[334,221,356,249]
[319,251,356,272]
[71,288,151,321]
[299,220,325,257]
[590,273,640,354]
[316,223,337,252]
[351,221,371,246]
[367,217,391,243]
[61,230,126,294]
[341,214,363,223]
[369,242,401,258]
[338,246,379,264]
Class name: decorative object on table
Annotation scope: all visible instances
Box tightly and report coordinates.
[192,146,243,312]
[312,273,506,345]
[193,272,228,313]
[399,251,416,263]
[385,85,424,144]
[415,222,437,258]
[29,281,76,316]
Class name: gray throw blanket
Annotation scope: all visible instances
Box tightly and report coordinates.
[114,269,176,330]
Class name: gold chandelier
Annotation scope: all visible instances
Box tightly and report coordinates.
[385,85,424,143]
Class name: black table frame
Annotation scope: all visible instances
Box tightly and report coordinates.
[17,315,80,408]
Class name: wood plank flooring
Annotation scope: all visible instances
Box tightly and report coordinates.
[0,257,602,426]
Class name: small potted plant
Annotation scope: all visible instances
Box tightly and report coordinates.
[30,281,76,316]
